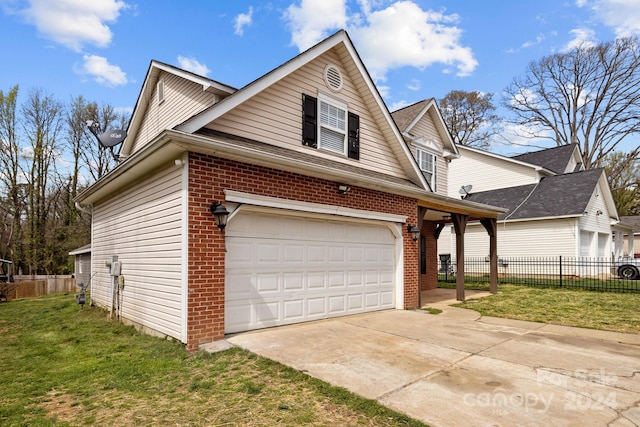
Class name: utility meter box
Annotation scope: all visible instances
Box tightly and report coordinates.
[111,261,121,276]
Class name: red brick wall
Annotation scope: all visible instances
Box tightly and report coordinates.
[187,152,419,350]
[420,221,439,291]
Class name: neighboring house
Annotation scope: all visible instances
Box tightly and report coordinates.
[440,144,628,264]
[68,244,91,287]
[75,31,503,350]
[620,216,639,257]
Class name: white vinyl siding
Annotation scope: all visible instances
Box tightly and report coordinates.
[91,165,184,341]
[408,109,449,196]
[132,72,217,153]
[448,147,540,197]
[207,48,407,178]
[439,218,579,259]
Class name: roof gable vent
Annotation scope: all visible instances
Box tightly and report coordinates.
[324,64,343,92]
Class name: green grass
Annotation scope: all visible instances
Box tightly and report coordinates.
[452,284,640,334]
[0,294,426,427]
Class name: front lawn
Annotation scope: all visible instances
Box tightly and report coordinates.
[452,284,640,334]
[0,294,425,427]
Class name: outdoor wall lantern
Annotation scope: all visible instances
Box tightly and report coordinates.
[407,224,420,241]
[210,201,230,230]
[338,184,351,194]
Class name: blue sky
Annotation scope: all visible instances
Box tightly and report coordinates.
[1,0,639,155]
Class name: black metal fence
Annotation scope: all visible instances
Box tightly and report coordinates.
[438,256,640,293]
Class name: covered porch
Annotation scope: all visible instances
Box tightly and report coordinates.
[414,195,506,305]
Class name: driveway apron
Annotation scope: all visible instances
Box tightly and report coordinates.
[226,300,640,427]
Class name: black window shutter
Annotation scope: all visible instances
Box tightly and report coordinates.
[302,94,317,148]
[347,112,360,160]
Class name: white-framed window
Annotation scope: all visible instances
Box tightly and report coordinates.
[318,95,347,154]
[416,148,436,191]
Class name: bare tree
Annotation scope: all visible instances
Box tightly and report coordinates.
[21,88,64,274]
[439,90,501,148]
[503,36,640,178]
[0,85,25,269]
[603,152,640,216]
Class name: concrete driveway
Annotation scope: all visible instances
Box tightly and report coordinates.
[226,290,640,427]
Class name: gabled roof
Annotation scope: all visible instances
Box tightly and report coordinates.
[121,60,237,156]
[465,168,610,221]
[390,99,459,158]
[173,30,429,191]
[511,144,581,174]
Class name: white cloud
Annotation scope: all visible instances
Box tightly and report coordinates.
[389,100,410,111]
[283,0,477,82]
[76,55,127,86]
[234,6,254,35]
[177,56,211,76]
[578,0,640,37]
[19,0,128,51]
[563,27,596,51]
[407,79,421,91]
[284,0,347,51]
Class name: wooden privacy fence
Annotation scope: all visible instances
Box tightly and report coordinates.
[1,276,76,301]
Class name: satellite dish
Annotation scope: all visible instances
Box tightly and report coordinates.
[459,184,473,195]
[97,130,127,148]
[459,184,473,199]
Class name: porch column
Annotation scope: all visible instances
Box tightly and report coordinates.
[481,218,498,294]
[452,213,468,301]
[417,206,428,308]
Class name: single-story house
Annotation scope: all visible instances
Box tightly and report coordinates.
[75,31,504,350]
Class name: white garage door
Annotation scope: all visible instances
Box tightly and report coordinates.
[225,209,397,333]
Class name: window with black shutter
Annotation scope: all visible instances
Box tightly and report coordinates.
[302,93,359,160]
[302,94,317,148]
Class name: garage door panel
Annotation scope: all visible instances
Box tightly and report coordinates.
[256,301,279,325]
[283,272,304,290]
[307,297,326,316]
[283,244,304,263]
[365,293,380,308]
[328,295,346,313]
[225,211,397,333]
[328,271,345,287]
[347,294,364,310]
[308,272,326,289]
[256,274,278,293]
[283,300,304,320]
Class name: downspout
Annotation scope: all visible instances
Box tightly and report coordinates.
[75,201,93,216]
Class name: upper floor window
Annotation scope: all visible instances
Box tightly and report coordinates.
[416,148,436,191]
[319,97,347,154]
[302,93,359,160]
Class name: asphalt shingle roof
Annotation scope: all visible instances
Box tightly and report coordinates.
[390,99,431,132]
[511,144,579,174]
[466,168,604,220]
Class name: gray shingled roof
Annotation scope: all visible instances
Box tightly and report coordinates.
[620,216,640,232]
[466,168,604,220]
[390,99,431,132]
[511,144,579,174]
